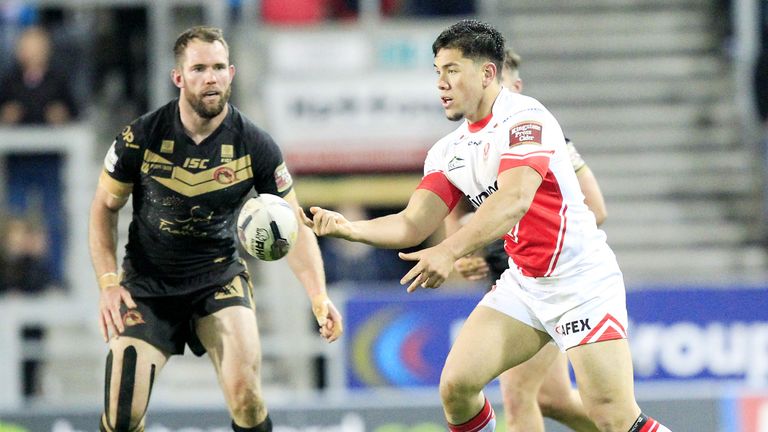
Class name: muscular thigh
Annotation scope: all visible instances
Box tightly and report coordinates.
[104,337,169,430]
[566,339,638,412]
[195,305,261,381]
[445,305,551,387]
[500,341,562,391]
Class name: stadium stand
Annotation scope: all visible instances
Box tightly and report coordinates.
[491,0,767,282]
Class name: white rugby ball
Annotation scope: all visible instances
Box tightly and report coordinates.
[237,194,299,261]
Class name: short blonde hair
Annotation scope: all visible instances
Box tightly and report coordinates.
[173,26,229,66]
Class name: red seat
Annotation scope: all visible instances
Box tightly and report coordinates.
[262,0,326,24]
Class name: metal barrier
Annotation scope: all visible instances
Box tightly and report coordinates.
[0,125,95,410]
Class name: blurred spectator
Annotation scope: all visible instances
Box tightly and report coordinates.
[399,0,475,16]
[0,214,57,296]
[713,0,733,54]
[328,0,473,19]
[328,0,400,19]
[93,7,148,116]
[0,1,38,74]
[756,53,768,125]
[0,25,78,125]
[755,0,768,126]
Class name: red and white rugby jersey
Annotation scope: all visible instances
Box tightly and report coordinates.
[419,89,608,278]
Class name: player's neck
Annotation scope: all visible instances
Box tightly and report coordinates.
[466,86,501,123]
[178,101,228,145]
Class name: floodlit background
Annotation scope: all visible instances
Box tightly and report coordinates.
[1,0,767,431]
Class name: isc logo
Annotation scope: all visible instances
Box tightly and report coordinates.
[183,158,209,169]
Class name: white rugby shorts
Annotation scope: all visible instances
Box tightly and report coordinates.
[478,244,629,351]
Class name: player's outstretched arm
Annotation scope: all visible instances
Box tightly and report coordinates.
[89,171,135,342]
[300,189,449,249]
[284,190,343,343]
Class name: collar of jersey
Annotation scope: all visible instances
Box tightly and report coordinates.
[173,99,235,146]
[467,111,493,133]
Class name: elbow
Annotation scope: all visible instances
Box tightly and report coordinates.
[593,208,607,227]
[408,227,433,248]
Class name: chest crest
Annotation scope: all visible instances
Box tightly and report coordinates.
[140,149,253,197]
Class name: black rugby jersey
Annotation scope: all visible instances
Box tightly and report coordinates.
[104,100,293,296]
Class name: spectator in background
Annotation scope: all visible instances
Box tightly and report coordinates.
[0,25,78,125]
[756,52,768,125]
[0,215,56,296]
[400,0,475,17]
[0,2,38,73]
[755,0,768,126]
[327,0,473,19]
[92,7,148,116]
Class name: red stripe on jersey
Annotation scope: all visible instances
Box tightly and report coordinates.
[448,398,495,432]
[544,203,567,277]
[417,171,463,211]
[503,168,566,277]
[640,419,660,432]
[468,112,493,133]
[499,150,553,179]
[579,313,627,345]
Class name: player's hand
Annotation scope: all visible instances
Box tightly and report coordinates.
[399,243,456,293]
[299,207,353,240]
[454,255,490,281]
[311,293,343,343]
[98,284,137,343]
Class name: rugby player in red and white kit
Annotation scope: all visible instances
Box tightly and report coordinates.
[303,20,672,432]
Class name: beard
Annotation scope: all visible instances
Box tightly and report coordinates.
[447,111,464,122]
[187,85,232,119]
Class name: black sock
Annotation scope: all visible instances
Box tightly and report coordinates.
[232,415,272,432]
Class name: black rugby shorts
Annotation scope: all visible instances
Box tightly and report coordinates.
[118,272,255,356]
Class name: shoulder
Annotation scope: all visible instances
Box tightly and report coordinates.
[431,123,466,151]
[122,100,177,144]
[425,128,462,164]
[497,92,549,123]
[227,105,279,149]
[496,93,561,141]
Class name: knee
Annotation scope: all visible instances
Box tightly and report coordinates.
[225,379,266,421]
[537,390,574,422]
[439,369,482,408]
[583,397,638,431]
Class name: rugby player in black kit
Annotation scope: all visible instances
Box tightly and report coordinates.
[88,26,342,432]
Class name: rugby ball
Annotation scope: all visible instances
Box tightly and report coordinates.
[237,194,299,261]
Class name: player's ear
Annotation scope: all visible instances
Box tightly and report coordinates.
[482,62,497,87]
[229,64,236,80]
[514,78,523,93]
[171,68,183,89]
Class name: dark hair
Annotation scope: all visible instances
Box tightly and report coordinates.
[173,26,229,66]
[432,20,505,73]
[504,48,521,73]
